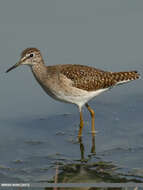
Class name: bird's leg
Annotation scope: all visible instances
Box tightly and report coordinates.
[85,103,95,134]
[78,110,84,137]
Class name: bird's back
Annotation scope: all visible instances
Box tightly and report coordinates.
[47,64,140,91]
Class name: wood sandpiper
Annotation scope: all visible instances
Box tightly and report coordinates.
[6,48,140,137]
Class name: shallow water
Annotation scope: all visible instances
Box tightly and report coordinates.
[0,87,143,186]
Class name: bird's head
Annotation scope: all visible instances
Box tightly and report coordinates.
[6,48,43,73]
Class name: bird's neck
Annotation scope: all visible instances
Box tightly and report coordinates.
[31,63,47,84]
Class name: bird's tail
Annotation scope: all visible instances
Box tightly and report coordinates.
[112,70,140,85]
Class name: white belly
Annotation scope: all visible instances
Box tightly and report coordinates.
[45,86,108,109]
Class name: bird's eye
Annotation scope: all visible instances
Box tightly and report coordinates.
[30,53,34,57]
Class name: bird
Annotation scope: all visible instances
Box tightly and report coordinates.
[6,48,140,137]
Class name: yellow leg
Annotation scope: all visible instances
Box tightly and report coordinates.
[85,103,95,134]
[78,111,84,137]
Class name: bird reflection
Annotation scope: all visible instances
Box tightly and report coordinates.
[44,135,132,190]
[78,134,96,162]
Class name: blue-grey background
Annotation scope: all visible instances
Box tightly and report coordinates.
[1,0,142,119]
[0,0,143,184]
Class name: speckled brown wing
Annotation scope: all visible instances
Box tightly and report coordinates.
[59,64,140,91]
[59,64,114,91]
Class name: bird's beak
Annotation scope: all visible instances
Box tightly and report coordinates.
[6,61,21,73]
